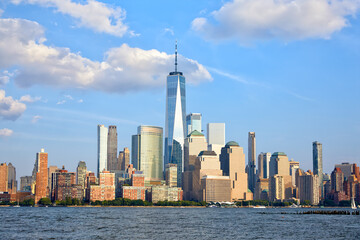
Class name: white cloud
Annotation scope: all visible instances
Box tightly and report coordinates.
[192,0,360,43]
[0,18,212,93]
[78,99,83,103]
[31,115,42,123]
[19,94,41,103]
[64,94,73,100]
[11,0,130,37]
[0,90,27,121]
[56,100,66,105]
[164,28,174,36]
[0,128,13,137]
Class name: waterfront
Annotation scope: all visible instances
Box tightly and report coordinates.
[1,208,359,239]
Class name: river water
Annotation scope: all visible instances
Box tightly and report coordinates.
[0,207,359,239]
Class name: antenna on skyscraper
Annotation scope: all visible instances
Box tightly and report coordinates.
[175,40,178,73]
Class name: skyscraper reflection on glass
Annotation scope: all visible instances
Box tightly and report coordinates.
[164,42,186,187]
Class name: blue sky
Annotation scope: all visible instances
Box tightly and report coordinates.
[0,0,359,180]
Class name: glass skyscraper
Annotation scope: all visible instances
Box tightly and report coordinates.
[186,113,202,135]
[164,42,186,187]
[132,126,163,182]
[97,124,108,177]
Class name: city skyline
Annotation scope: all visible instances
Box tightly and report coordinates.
[1,0,360,180]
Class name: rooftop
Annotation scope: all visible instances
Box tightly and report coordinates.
[187,130,204,137]
[198,151,217,156]
[272,152,287,156]
[225,141,239,147]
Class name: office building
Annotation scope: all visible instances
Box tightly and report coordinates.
[97,125,108,177]
[48,166,58,197]
[76,161,87,198]
[166,163,178,187]
[0,163,8,193]
[254,178,269,200]
[248,132,256,193]
[220,141,250,200]
[299,170,320,205]
[52,167,82,201]
[207,123,225,156]
[35,148,48,203]
[201,175,231,202]
[289,159,300,187]
[335,163,360,180]
[186,113,202,135]
[313,141,323,197]
[118,147,130,171]
[269,152,292,200]
[107,125,118,171]
[183,130,208,198]
[20,176,32,192]
[257,152,271,179]
[164,42,186,188]
[132,126,163,182]
[7,163,16,193]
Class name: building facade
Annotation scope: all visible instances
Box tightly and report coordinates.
[89,171,115,202]
[220,142,250,201]
[299,170,320,205]
[76,161,87,199]
[166,164,178,187]
[164,42,186,189]
[97,124,108,177]
[186,113,202,135]
[207,123,225,156]
[0,163,8,193]
[313,141,323,197]
[248,132,256,193]
[35,149,49,203]
[132,126,163,183]
[107,125,118,171]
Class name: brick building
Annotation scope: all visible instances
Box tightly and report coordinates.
[88,171,115,202]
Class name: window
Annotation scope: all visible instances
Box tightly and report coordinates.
[235,172,237,181]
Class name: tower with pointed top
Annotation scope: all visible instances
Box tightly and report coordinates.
[165,42,186,187]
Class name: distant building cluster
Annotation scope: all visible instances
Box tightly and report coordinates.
[1,44,359,206]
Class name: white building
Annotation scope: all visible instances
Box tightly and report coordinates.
[97,124,108,177]
[207,123,225,156]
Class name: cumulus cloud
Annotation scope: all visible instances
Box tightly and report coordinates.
[0,128,13,137]
[31,115,42,123]
[0,18,212,93]
[0,90,27,121]
[19,95,42,103]
[192,0,360,43]
[11,0,130,37]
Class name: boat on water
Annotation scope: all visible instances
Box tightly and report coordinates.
[253,205,266,209]
[351,197,357,210]
[289,203,299,208]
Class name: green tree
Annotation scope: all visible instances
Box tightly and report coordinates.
[38,198,52,206]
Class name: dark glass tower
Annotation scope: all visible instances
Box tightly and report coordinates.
[107,125,118,171]
[164,42,186,187]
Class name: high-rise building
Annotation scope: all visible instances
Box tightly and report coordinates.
[248,132,256,193]
[164,42,186,186]
[165,163,178,187]
[289,159,300,187]
[132,126,163,183]
[97,124,108,177]
[257,152,271,179]
[76,161,87,198]
[186,113,202,135]
[269,152,292,200]
[7,163,17,193]
[52,167,82,201]
[220,141,250,201]
[207,123,225,156]
[20,176,32,192]
[122,171,146,201]
[331,167,344,192]
[48,166,58,197]
[118,147,130,171]
[299,170,320,205]
[107,125,118,171]
[335,163,359,180]
[192,151,230,202]
[35,148,49,203]
[0,163,8,193]
[183,130,208,199]
[313,141,323,197]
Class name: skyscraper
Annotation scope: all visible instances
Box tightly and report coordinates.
[248,132,256,193]
[164,42,186,186]
[118,147,130,170]
[313,141,323,197]
[220,141,250,200]
[132,126,164,182]
[186,113,202,135]
[107,125,118,171]
[7,163,17,193]
[76,161,87,198]
[97,124,108,177]
[257,152,271,179]
[0,163,8,193]
[207,123,225,156]
[35,148,48,203]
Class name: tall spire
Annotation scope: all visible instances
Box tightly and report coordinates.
[175,40,178,73]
